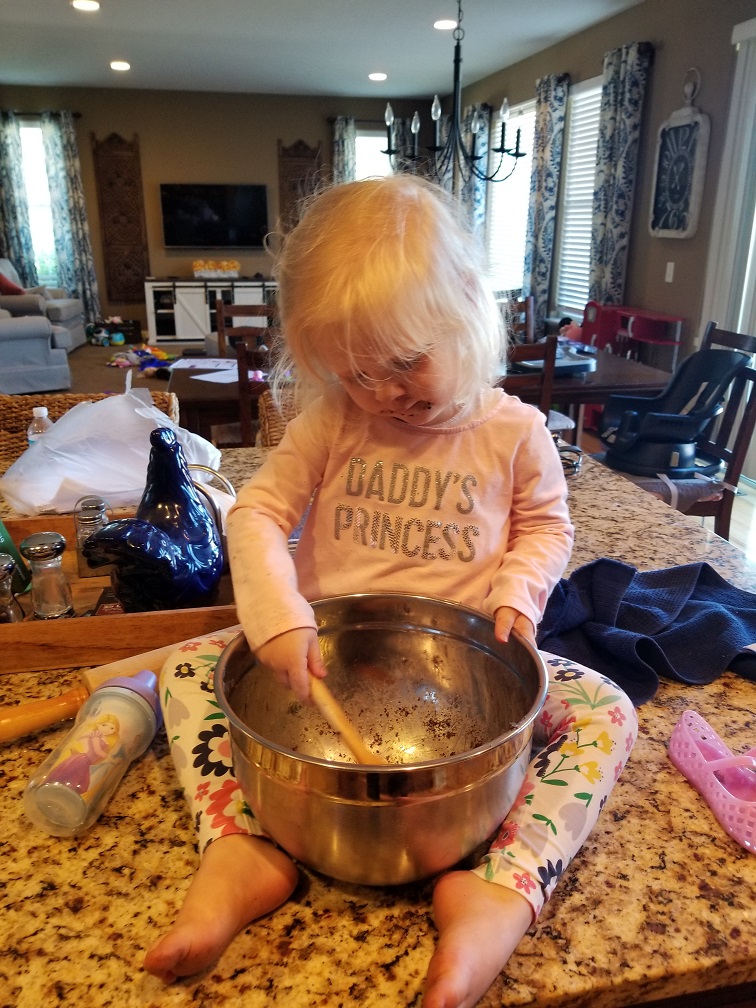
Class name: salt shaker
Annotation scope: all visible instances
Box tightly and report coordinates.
[19,531,74,619]
[74,495,112,578]
[23,670,162,837]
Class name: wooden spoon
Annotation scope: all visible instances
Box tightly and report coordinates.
[309,675,387,765]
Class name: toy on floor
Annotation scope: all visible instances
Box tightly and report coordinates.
[86,323,111,347]
[87,316,128,348]
[106,344,177,375]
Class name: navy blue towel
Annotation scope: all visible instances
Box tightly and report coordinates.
[536,559,756,706]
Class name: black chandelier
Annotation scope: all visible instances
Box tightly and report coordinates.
[383,0,526,195]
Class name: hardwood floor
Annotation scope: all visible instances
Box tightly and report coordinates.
[579,430,756,564]
[713,477,756,562]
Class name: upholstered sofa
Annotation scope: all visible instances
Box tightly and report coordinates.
[0,315,72,394]
[0,258,86,351]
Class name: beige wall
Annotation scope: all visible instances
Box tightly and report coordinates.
[465,0,756,354]
[0,85,418,327]
[1,0,754,352]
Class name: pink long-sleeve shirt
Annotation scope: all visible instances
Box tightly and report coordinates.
[228,386,573,647]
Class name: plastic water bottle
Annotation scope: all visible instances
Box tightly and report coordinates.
[23,670,162,837]
[27,406,53,444]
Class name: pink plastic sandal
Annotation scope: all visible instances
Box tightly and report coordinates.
[668,710,756,854]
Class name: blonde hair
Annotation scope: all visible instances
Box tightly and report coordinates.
[271,175,504,406]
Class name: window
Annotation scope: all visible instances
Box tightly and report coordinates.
[485,101,536,294]
[19,124,58,285]
[551,78,602,318]
[355,127,393,180]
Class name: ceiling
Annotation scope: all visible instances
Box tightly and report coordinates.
[1,0,646,99]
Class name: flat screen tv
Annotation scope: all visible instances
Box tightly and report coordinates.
[160,183,269,249]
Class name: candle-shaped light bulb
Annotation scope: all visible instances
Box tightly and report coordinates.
[384,102,394,152]
[411,111,420,156]
[498,98,509,152]
[431,94,442,148]
[471,109,481,158]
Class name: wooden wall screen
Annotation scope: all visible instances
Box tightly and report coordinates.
[91,132,150,303]
[277,139,324,232]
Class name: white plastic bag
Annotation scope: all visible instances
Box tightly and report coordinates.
[0,388,221,515]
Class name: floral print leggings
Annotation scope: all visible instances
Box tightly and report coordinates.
[160,631,637,919]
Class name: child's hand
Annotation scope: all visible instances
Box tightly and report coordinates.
[255,627,328,704]
[493,606,536,646]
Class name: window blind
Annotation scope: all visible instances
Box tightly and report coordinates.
[552,80,602,317]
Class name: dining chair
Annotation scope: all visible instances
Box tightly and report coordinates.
[505,335,576,438]
[235,333,277,446]
[215,299,277,357]
[684,322,756,540]
[595,322,756,541]
[510,293,535,344]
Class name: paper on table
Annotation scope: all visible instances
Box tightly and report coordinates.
[191,369,267,384]
[171,358,236,370]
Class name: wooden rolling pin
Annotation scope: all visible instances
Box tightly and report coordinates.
[0,624,241,744]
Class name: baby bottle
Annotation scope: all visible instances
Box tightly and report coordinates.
[23,670,162,837]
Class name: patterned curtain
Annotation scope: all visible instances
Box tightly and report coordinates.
[0,110,38,285]
[589,42,654,304]
[332,116,356,183]
[460,103,490,238]
[523,74,569,339]
[40,110,101,321]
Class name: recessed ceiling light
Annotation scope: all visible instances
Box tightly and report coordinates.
[434,19,457,30]
[368,72,388,82]
[110,60,131,72]
[71,1,100,11]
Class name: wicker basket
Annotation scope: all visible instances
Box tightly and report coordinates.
[258,388,298,448]
[0,391,180,475]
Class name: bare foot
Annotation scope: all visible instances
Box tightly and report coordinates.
[423,870,534,1008]
[143,834,298,983]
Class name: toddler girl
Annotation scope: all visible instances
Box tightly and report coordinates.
[144,175,636,1008]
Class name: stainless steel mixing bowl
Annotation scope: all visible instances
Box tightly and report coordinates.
[215,593,547,886]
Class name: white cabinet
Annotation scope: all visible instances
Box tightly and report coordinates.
[144,278,278,343]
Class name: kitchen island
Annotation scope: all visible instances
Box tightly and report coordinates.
[2,454,755,1008]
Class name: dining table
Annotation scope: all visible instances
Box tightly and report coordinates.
[166,351,672,445]
[1,449,755,1008]
[500,350,672,443]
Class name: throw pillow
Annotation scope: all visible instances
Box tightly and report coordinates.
[26,286,54,299]
[0,273,25,295]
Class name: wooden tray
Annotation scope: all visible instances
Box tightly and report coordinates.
[2,514,237,674]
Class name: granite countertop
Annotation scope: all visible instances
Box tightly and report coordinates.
[1,455,755,1007]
